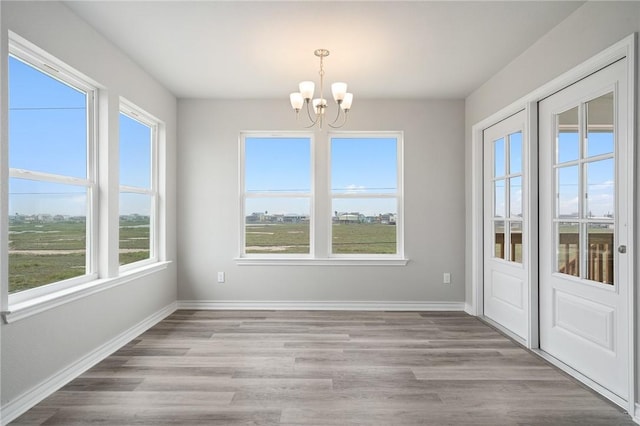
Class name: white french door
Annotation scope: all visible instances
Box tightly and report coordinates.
[539,58,630,401]
[483,111,528,339]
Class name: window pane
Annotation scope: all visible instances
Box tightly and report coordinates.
[8,178,87,293]
[494,179,505,218]
[510,221,523,264]
[509,176,522,218]
[494,220,505,260]
[120,113,151,188]
[331,137,397,194]
[332,198,397,254]
[586,92,614,158]
[245,198,310,254]
[557,106,579,164]
[509,132,522,174]
[587,223,614,285]
[557,222,580,278]
[557,165,579,219]
[120,192,151,266]
[493,137,505,177]
[586,159,614,219]
[245,137,310,193]
[9,56,87,178]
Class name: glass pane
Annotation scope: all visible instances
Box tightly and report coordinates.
[494,220,505,260]
[120,192,152,266]
[9,56,87,178]
[586,159,614,219]
[331,137,397,194]
[245,198,310,254]
[510,176,522,218]
[245,137,311,193]
[557,222,580,278]
[557,166,579,219]
[510,221,523,264]
[494,137,505,177]
[509,132,522,174]
[494,179,505,218]
[120,113,152,188]
[8,178,87,293]
[332,198,397,254]
[586,92,614,157]
[557,106,579,164]
[587,223,614,285]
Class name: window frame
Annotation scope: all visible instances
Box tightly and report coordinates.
[236,130,406,264]
[239,131,315,259]
[7,38,99,305]
[328,131,405,259]
[118,100,160,271]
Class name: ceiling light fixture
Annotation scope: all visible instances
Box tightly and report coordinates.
[289,49,352,129]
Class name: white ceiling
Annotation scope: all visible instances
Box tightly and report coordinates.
[63,1,584,100]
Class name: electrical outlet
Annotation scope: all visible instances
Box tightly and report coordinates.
[443,272,451,284]
[217,272,225,283]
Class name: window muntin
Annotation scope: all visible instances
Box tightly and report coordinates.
[119,107,157,268]
[553,92,615,285]
[330,134,402,256]
[492,131,523,263]
[241,134,313,256]
[8,50,96,296]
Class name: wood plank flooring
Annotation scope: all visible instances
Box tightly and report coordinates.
[10,310,635,425]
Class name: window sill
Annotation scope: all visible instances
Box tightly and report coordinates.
[2,261,171,324]
[235,257,409,266]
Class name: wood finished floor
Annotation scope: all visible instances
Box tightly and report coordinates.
[11,310,635,425]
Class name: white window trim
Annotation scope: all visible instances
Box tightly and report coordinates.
[328,131,405,259]
[239,131,315,259]
[118,99,160,272]
[236,131,407,265]
[7,37,99,306]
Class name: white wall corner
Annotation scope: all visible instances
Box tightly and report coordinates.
[0,301,177,426]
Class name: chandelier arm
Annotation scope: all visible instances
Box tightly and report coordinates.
[328,110,349,129]
[304,99,318,124]
[329,104,343,126]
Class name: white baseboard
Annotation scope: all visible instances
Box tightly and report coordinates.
[1,301,177,426]
[633,403,640,424]
[177,300,465,311]
[464,302,474,315]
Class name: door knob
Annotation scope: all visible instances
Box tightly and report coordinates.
[618,245,627,254]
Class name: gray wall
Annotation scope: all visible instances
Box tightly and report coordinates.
[0,1,177,405]
[177,99,465,304]
[464,1,640,307]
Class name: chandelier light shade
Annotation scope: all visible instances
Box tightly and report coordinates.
[289,49,352,129]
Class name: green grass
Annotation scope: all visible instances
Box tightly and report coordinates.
[332,223,396,254]
[9,221,86,250]
[245,222,397,254]
[245,223,310,254]
[9,252,86,293]
[8,219,151,293]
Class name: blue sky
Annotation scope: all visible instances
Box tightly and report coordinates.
[494,129,614,220]
[245,136,398,217]
[9,55,151,216]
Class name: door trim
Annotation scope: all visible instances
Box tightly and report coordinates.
[470,33,635,413]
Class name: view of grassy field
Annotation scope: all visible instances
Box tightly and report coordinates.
[245,223,396,254]
[8,218,150,293]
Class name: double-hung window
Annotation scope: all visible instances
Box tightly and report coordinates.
[330,133,403,257]
[119,103,158,268]
[8,43,97,298]
[239,131,404,261]
[240,133,313,256]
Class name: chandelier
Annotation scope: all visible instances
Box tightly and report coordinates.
[289,49,353,129]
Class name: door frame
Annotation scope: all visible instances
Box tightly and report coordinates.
[470,33,636,413]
